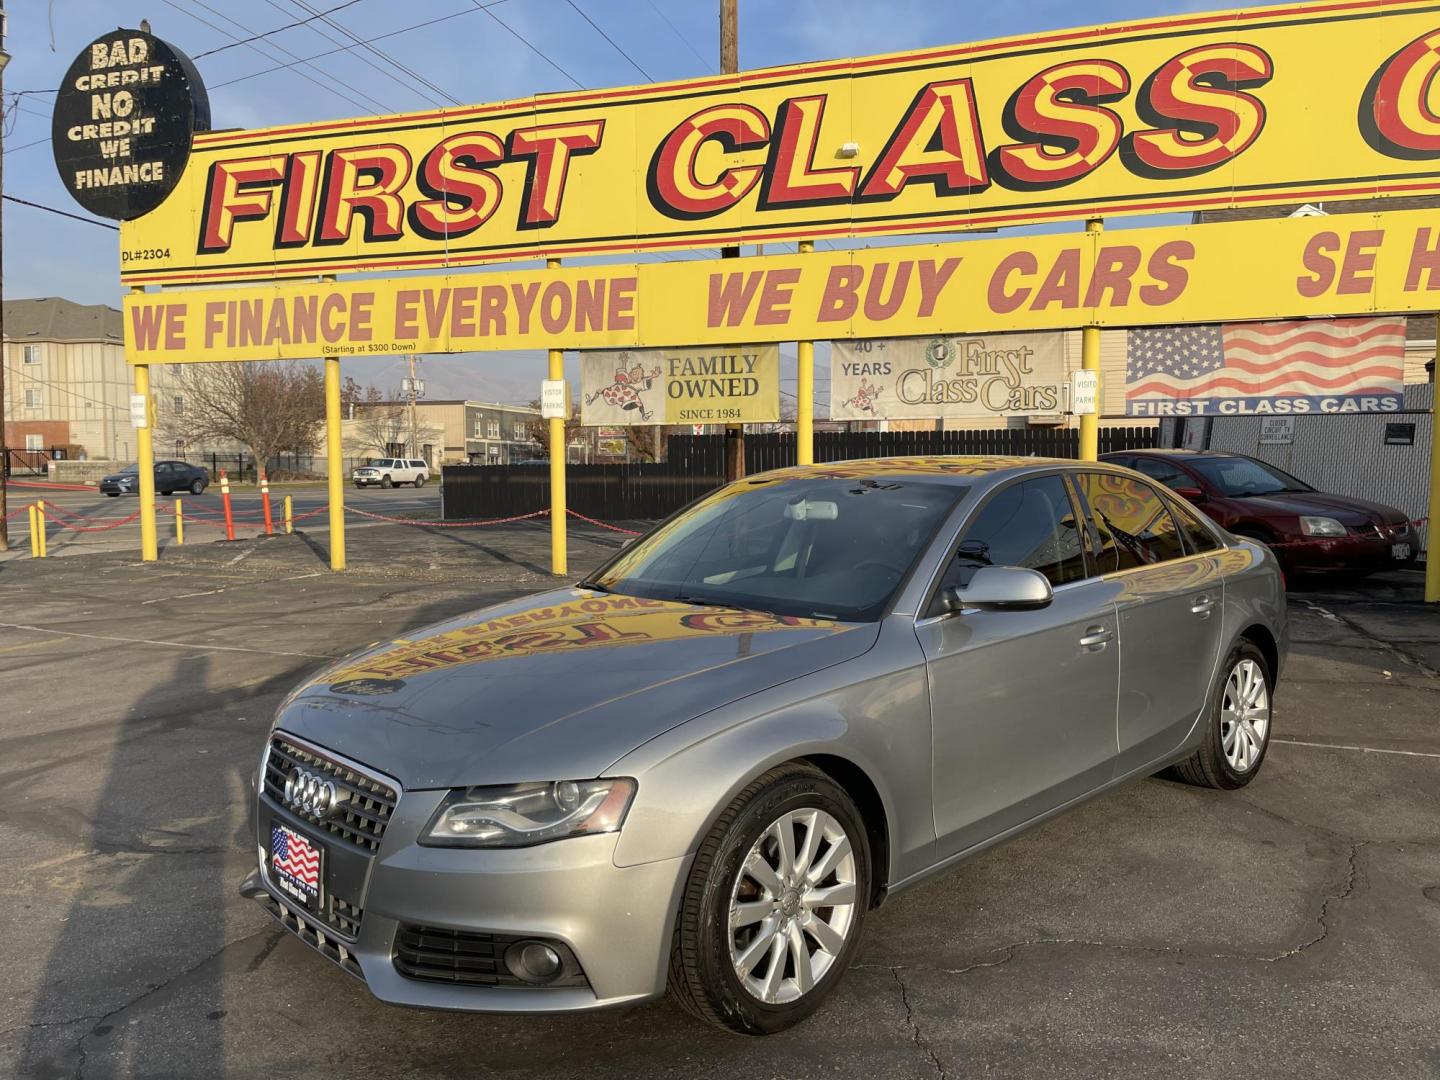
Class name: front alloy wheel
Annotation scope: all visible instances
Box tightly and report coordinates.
[668,763,870,1034]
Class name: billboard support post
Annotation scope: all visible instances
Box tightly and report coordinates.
[797,240,815,465]
[548,257,568,578]
[1080,218,1103,462]
[133,362,158,561]
[324,353,346,572]
[1427,332,1440,603]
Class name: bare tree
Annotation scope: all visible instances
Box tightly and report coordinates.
[162,361,325,474]
[347,403,441,461]
[522,398,584,460]
[341,376,386,418]
[624,425,665,462]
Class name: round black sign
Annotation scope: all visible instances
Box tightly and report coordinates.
[52,30,211,221]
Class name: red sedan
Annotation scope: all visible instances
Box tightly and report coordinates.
[1101,450,1418,575]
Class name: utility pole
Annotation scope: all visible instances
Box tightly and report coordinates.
[720,0,744,482]
[0,0,11,552]
[404,354,422,459]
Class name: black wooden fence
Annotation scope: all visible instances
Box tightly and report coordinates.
[442,427,1159,521]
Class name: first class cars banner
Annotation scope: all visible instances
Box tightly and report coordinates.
[122,207,1440,361]
[120,1,1440,285]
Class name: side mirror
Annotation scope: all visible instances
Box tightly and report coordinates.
[944,566,1054,612]
[1172,485,1205,503]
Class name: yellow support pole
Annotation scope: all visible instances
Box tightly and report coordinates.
[548,256,568,577]
[325,355,346,571]
[36,501,48,558]
[797,240,815,466]
[134,363,158,560]
[174,500,184,545]
[1078,218,1104,463]
[284,494,294,535]
[1426,332,1440,602]
[28,503,40,558]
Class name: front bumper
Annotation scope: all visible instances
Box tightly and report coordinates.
[244,772,691,1013]
[1277,526,1418,572]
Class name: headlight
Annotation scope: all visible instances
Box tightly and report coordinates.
[1300,516,1346,537]
[420,778,636,848]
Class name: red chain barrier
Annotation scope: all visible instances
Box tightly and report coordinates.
[564,509,643,536]
[40,507,143,533]
[346,507,551,528]
[7,479,95,491]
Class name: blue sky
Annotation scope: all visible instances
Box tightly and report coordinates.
[3,0,1207,400]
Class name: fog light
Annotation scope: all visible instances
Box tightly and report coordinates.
[504,940,563,983]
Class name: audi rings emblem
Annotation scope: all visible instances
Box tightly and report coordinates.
[283,768,344,818]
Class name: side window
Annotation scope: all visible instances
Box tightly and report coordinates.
[1074,473,1187,572]
[1168,497,1220,554]
[1131,456,1191,490]
[929,475,1084,615]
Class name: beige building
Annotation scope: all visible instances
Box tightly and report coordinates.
[345,399,542,466]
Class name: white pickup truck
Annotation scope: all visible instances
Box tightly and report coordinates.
[352,458,430,488]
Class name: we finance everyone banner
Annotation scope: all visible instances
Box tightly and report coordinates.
[120,1,1440,285]
[1124,317,1406,416]
[830,334,1064,421]
[123,208,1440,362]
[580,347,780,426]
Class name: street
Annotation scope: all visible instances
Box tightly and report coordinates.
[0,483,444,559]
[1,523,1435,1079]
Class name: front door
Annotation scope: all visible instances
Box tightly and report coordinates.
[1072,472,1227,774]
[917,474,1121,860]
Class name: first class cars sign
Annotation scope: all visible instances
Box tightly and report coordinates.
[52,29,210,221]
[118,0,1440,284]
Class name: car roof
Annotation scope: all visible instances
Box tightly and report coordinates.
[1102,449,1244,459]
[751,455,1115,486]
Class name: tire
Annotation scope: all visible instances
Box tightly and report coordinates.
[191,479,205,495]
[380,475,393,489]
[160,490,172,496]
[106,492,119,498]
[414,475,425,488]
[667,763,870,1035]
[1171,640,1273,790]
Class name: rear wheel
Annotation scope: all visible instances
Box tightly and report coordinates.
[1172,640,1273,789]
[106,492,119,497]
[668,763,870,1035]
[414,474,426,488]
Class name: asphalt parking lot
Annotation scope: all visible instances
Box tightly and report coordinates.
[0,523,1436,1079]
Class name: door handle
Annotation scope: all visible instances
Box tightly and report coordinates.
[1079,626,1113,650]
[1190,594,1215,617]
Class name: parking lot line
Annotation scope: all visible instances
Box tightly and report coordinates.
[0,622,334,659]
[1272,737,1440,760]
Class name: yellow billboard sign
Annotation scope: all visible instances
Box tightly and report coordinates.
[581,347,779,426]
[123,207,1440,361]
[120,1,1440,285]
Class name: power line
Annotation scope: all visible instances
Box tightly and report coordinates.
[161,0,395,115]
[191,0,369,59]
[281,0,461,107]
[645,0,714,72]
[565,1,653,81]
[5,364,133,414]
[3,194,119,231]
[470,0,586,90]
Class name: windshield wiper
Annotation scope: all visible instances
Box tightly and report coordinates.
[576,578,609,593]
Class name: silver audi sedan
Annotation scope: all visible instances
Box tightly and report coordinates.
[241,457,1286,1034]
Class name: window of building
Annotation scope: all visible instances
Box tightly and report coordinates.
[24,388,41,408]
[488,420,500,439]
[514,423,527,440]
[22,344,41,364]
[25,434,43,451]
[173,395,185,415]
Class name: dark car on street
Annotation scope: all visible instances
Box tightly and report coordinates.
[1101,450,1417,575]
[99,460,210,497]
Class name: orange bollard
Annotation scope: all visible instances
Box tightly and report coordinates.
[219,470,236,540]
[260,471,274,536]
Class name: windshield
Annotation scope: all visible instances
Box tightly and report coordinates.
[585,476,964,622]
[1188,457,1313,497]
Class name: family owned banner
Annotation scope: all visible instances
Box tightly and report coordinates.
[580,346,780,426]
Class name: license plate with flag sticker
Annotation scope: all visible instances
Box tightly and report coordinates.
[270,823,323,909]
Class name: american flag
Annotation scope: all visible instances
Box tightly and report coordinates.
[271,824,320,895]
[1126,318,1405,403]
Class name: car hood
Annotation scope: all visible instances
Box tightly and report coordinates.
[102,472,137,482]
[1227,490,1408,526]
[274,588,876,789]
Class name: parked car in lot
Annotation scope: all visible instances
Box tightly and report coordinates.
[99,460,209,497]
[1101,449,1418,575]
[242,457,1286,1034]
[352,458,430,488]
